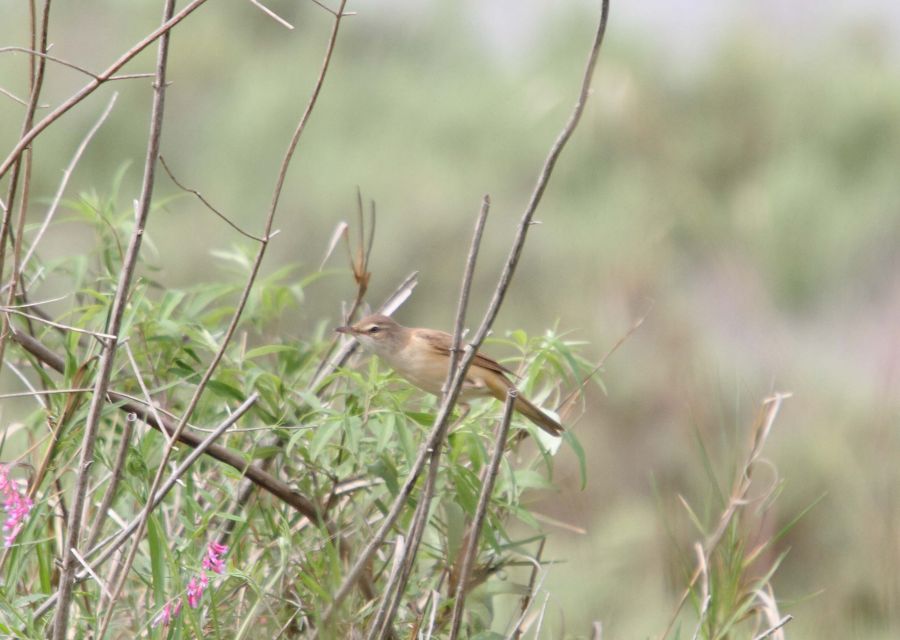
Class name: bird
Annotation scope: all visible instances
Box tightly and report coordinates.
[335,314,563,436]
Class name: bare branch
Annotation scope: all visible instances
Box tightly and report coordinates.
[0,85,32,107]
[511,538,546,640]
[467,0,610,355]
[69,548,113,600]
[0,0,51,388]
[18,93,118,276]
[249,0,295,29]
[752,615,793,640]
[0,47,155,82]
[0,387,93,400]
[448,391,517,639]
[122,341,172,446]
[51,0,179,633]
[555,301,651,420]
[2,306,117,341]
[445,195,490,390]
[84,417,135,551]
[159,155,264,242]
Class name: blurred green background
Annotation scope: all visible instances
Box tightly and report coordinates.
[2,0,899,637]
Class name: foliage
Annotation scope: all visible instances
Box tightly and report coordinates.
[0,173,602,636]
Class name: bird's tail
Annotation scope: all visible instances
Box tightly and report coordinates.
[483,373,564,436]
[514,394,564,436]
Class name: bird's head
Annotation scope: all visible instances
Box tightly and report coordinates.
[335,314,407,357]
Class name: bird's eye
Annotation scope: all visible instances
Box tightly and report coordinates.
[368,325,380,334]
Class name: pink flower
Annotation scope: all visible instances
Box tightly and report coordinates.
[1,465,33,548]
[150,537,230,624]
[186,575,205,608]
[202,541,228,574]
[152,599,182,627]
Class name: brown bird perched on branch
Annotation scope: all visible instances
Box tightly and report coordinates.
[335,314,563,436]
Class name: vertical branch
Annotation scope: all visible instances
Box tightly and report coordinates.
[445,195,491,386]
[466,0,609,354]
[0,0,51,372]
[512,538,546,640]
[49,0,177,635]
[447,390,517,639]
[84,416,135,551]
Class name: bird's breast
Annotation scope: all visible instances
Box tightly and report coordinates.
[381,340,495,402]
[385,342,449,396]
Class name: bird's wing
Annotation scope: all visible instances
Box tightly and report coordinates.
[416,329,517,379]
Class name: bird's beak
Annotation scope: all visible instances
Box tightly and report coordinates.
[334,326,354,335]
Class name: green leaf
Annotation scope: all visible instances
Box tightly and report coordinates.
[159,289,186,320]
[374,413,395,454]
[206,379,246,403]
[452,466,481,515]
[309,420,343,462]
[146,515,167,606]
[564,430,588,490]
[370,456,399,496]
[443,500,466,559]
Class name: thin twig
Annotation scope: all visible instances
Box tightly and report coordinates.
[2,306,117,341]
[0,0,51,389]
[0,387,94,400]
[445,195,490,389]
[84,416,135,551]
[18,93,119,276]
[752,615,793,640]
[2,360,49,410]
[366,475,429,639]
[511,538,545,640]
[249,0,295,29]
[69,548,113,600]
[448,391,517,639]
[51,0,178,634]
[754,586,790,640]
[159,155,264,242]
[0,47,156,82]
[0,85,31,107]
[122,341,172,446]
[555,301,651,418]
[468,0,609,357]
